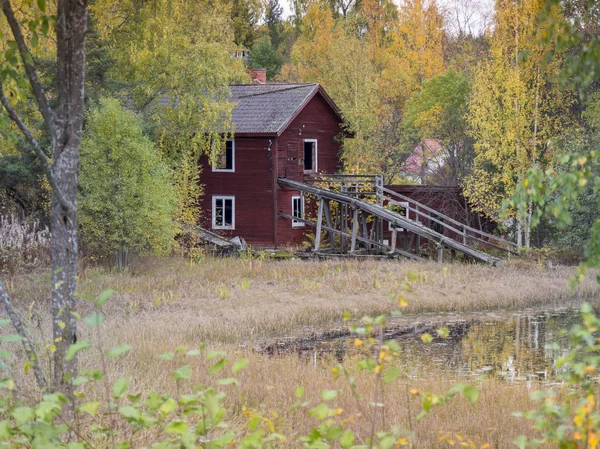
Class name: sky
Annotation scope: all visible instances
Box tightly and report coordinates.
[279,0,495,36]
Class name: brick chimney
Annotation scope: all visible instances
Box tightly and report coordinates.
[249,68,267,84]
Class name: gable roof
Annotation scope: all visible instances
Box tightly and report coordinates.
[229,83,342,135]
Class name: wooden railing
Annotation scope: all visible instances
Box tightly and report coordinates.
[303,174,518,254]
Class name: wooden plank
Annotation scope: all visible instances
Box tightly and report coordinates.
[323,199,335,248]
[350,208,359,252]
[315,197,324,251]
[390,227,397,253]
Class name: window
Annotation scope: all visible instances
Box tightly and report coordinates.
[389,202,409,231]
[212,196,235,230]
[292,195,305,228]
[303,139,317,172]
[212,139,235,172]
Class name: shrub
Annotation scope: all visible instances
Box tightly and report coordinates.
[79,98,176,266]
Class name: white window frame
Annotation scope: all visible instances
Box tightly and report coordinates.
[212,195,235,230]
[389,201,409,231]
[303,139,318,173]
[291,195,305,228]
[212,139,235,173]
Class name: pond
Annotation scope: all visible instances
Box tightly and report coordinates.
[260,302,597,382]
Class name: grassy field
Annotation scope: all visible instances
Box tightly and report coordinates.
[4,256,599,447]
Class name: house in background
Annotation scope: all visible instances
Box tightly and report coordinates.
[199,69,344,247]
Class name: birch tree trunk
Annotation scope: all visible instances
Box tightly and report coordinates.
[0,0,88,403]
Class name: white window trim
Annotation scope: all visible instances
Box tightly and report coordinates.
[389,201,409,231]
[292,195,305,228]
[212,195,235,230]
[303,139,318,173]
[212,139,235,173]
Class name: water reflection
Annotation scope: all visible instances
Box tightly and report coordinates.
[396,310,578,381]
[276,307,588,382]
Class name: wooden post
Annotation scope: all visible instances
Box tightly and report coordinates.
[438,244,443,264]
[315,197,324,252]
[323,200,335,249]
[389,226,397,254]
[462,226,467,245]
[350,208,359,253]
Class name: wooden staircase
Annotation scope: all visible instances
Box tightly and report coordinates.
[278,176,517,265]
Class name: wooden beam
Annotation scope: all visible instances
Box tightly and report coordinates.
[323,199,335,248]
[389,226,397,254]
[315,197,324,251]
[350,208,359,252]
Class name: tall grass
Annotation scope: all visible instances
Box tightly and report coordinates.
[0,215,50,276]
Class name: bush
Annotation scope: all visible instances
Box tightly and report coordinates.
[79,98,176,266]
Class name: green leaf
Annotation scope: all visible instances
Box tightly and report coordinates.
[83,312,104,326]
[1,334,24,343]
[107,344,132,358]
[321,389,339,401]
[0,319,10,327]
[0,351,11,360]
[340,430,355,448]
[383,366,401,384]
[158,352,175,360]
[217,377,239,386]
[173,365,192,381]
[379,435,396,449]
[164,420,189,434]
[462,385,479,404]
[65,340,92,361]
[185,349,201,356]
[96,290,115,307]
[232,358,248,374]
[206,350,226,361]
[119,406,140,420]
[209,358,227,375]
[12,406,34,424]
[113,378,130,398]
[37,0,46,13]
[79,401,101,416]
[159,398,178,415]
[296,386,305,398]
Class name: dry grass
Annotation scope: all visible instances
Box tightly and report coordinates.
[3,256,597,447]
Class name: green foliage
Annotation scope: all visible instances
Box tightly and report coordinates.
[515,303,600,447]
[79,98,176,262]
[403,68,474,184]
[248,35,284,80]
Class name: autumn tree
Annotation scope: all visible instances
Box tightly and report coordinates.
[0,0,88,402]
[465,0,575,247]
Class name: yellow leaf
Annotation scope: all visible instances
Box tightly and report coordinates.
[58,321,66,329]
[334,408,343,415]
[375,364,382,374]
[54,337,62,343]
[579,178,588,187]
[409,388,419,396]
[354,338,363,347]
[481,444,491,449]
[398,296,409,308]
[50,345,56,353]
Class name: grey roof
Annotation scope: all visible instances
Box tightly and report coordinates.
[229,83,326,135]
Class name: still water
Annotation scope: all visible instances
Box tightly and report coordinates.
[277,303,596,382]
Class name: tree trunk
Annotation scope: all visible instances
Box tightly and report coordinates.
[51,0,88,398]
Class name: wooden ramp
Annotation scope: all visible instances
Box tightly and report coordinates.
[278,177,516,265]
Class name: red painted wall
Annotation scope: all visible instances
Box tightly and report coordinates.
[275,93,343,246]
[199,137,276,246]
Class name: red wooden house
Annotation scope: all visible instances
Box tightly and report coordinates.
[199,78,344,247]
